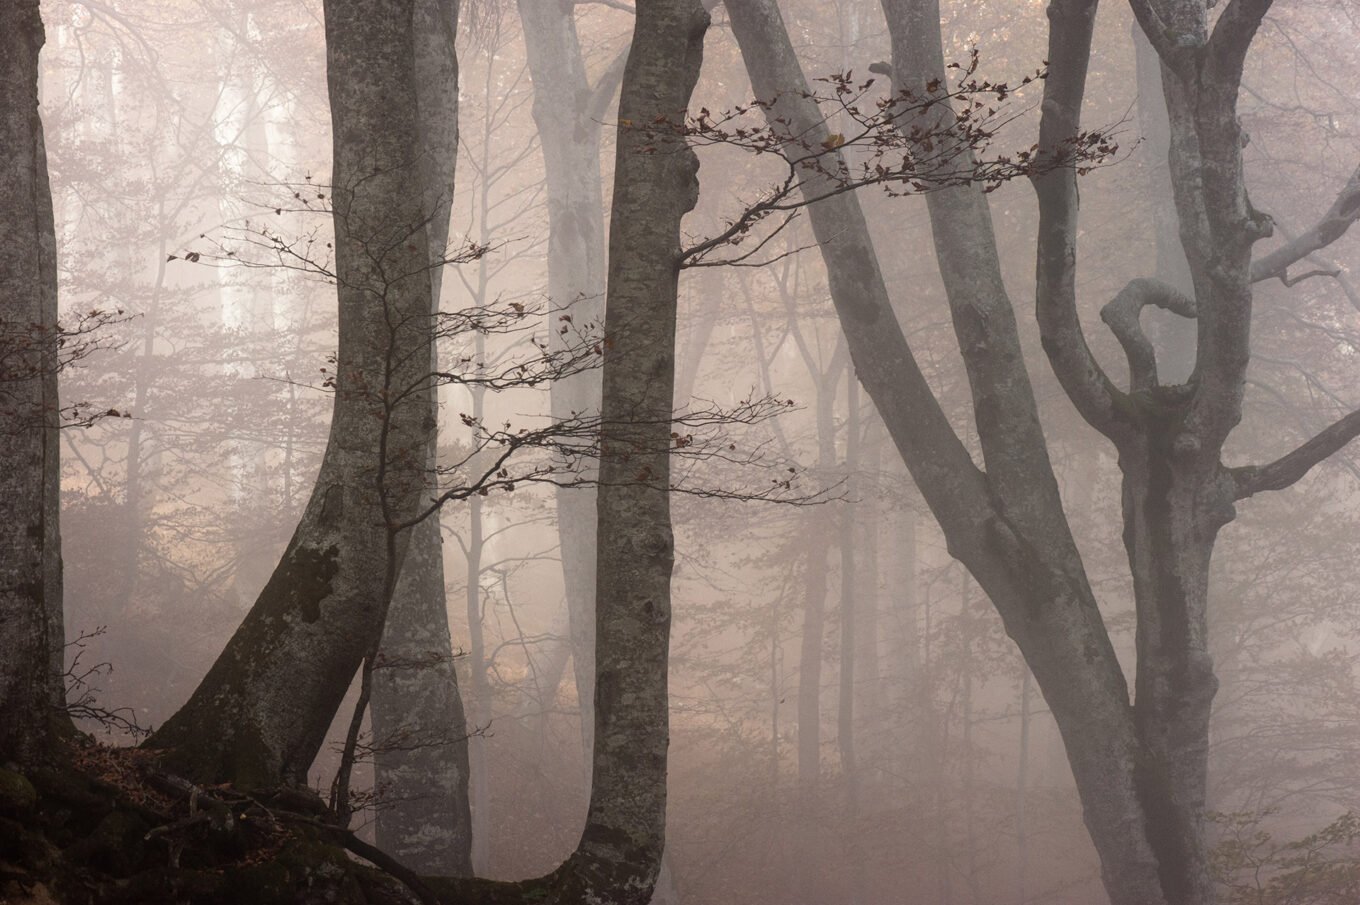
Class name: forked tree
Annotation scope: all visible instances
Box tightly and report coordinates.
[725,0,1360,902]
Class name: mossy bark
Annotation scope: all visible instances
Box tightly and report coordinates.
[146,0,438,789]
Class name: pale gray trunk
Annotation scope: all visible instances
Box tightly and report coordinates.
[368,0,474,876]
[148,0,438,788]
[796,517,828,794]
[0,0,66,765]
[838,376,866,905]
[854,416,883,741]
[675,267,724,407]
[837,378,859,789]
[515,0,609,762]
[465,481,491,871]
[728,0,1200,901]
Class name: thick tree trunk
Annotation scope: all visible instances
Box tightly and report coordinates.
[575,0,705,888]
[373,511,473,875]
[0,0,67,766]
[368,0,473,875]
[1118,436,1224,905]
[147,0,437,788]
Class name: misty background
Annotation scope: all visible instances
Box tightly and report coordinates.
[36,0,1360,902]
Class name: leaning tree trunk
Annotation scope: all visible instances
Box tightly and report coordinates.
[727,0,1205,901]
[0,0,67,766]
[368,0,474,876]
[147,0,438,788]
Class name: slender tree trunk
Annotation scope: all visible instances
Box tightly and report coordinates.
[0,0,67,765]
[838,375,867,905]
[465,476,490,869]
[796,514,829,794]
[147,0,438,788]
[855,415,883,745]
[368,0,473,875]
[838,381,858,789]
[675,267,724,407]
[1133,22,1196,381]
[515,0,609,765]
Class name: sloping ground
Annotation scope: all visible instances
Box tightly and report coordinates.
[0,741,421,905]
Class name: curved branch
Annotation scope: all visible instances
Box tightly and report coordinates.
[1231,407,1360,499]
[1099,278,1197,392]
[1206,0,1275,94]
[1032,0,1131,442]
[1251,163,1360,284]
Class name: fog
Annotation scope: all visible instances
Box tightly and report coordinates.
[7,0,1360,903]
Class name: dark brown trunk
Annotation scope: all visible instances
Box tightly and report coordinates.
[0,0,67,766]
[147,0,437,788]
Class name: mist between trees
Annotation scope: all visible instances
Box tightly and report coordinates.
[3,0,1360,903]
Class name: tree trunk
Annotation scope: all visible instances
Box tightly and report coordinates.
[147,0,438,788]
[796,515,829,794]
[0,0,67,766]
[428,3,709,901]
[728,0,1212,901]
[515,0,610,766]
[369,0,473,876]
[1133,22,1195,381]
[574,0,705,886]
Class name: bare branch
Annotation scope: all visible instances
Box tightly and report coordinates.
[1100,278,1197,392]
[1232,407,1360,499]
[1251,164,1360,284]
[1032,0,1133,442]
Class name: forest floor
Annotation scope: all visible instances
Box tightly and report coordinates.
[0,740,422,905]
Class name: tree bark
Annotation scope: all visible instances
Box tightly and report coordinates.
[726,0,1231,901]
[577,0,704,886]
[369,0,474,876]
[0,0,67,766]
[147,0,438,788]
[426,2,709,901]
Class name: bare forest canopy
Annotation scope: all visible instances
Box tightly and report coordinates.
[3,0,1360,904]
